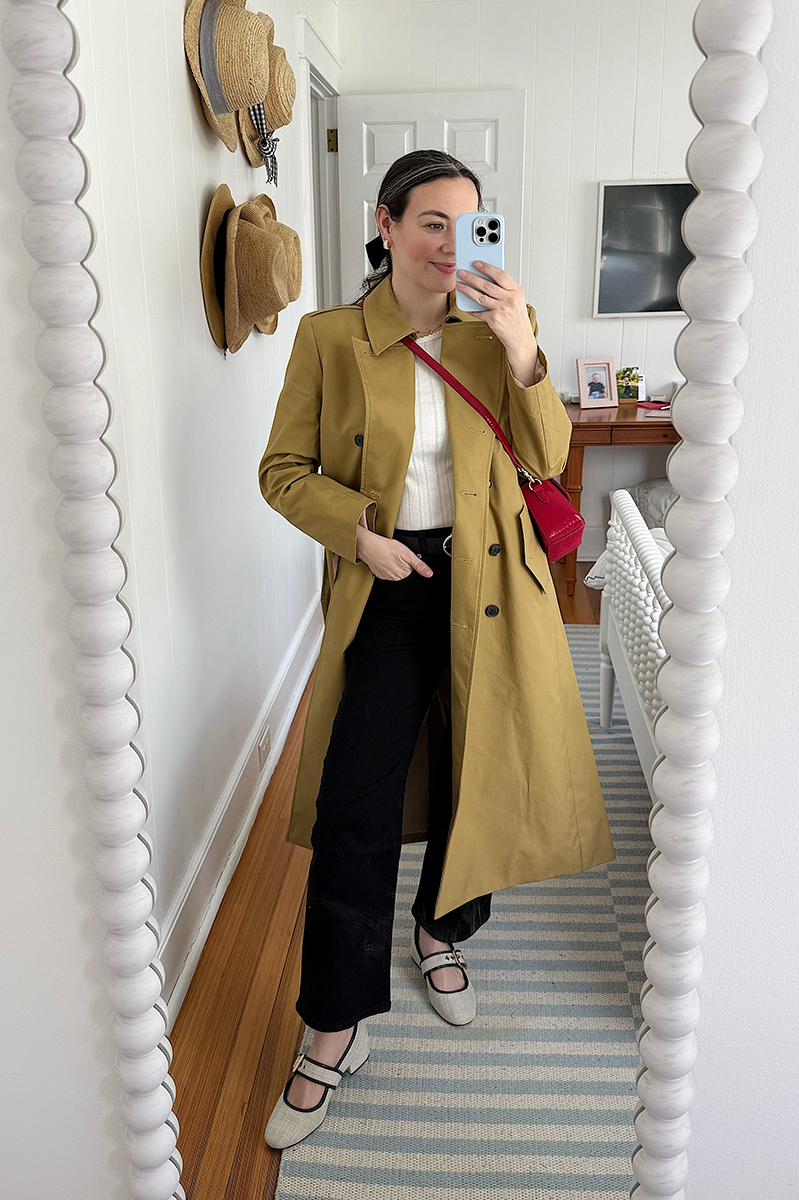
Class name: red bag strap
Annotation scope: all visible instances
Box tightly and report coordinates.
[401,334,544,487]
[356,296,543,487]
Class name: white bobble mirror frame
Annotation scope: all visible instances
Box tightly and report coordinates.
[0,0,773,1196]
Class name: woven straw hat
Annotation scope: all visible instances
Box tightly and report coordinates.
[254,11,275,45]
[184,0,272,152]
[250,192,278,334]
[200,183,236,348]
[237,37,297,167]
[251,193,302,296]
[200,185,302,352]
[249,193,302,332]
[255,310,279,336]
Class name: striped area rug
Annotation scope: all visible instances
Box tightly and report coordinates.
[275,625,651,1199]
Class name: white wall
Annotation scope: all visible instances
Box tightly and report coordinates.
[64,0,339,1001]
[337,0,704,557]
[687,4,799,1194]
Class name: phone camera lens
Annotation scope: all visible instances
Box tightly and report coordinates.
[487,232,499,243]
[487,219,499,230]
[475,226,487,238]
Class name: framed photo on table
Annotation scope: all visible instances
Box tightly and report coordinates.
[617,365,646,401]
[576,357,619,409]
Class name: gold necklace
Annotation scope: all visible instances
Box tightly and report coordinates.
[414,318,445,338]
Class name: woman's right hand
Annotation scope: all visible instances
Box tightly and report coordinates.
[356,517,434,581]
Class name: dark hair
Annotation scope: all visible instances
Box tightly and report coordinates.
[352,149,483,301]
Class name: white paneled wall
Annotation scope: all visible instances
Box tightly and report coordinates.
[338,0,703,556]
[67,0,338,998]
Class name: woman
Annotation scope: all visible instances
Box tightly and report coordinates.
[259,150,615,1149]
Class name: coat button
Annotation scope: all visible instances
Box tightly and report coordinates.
[354,433,364,446]
[488,543,501,555]
[485,604,499,617]
[488,478,493,488]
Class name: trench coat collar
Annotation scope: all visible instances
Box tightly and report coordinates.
[361,272,480,356]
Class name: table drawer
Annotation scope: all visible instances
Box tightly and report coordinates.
[611,425,680,445]
[569,428,613,446]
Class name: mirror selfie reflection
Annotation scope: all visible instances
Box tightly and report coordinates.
[158,1,703,1195]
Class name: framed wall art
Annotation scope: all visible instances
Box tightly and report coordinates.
[593,179,697,317]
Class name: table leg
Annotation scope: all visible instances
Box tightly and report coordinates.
[561,445,584,597]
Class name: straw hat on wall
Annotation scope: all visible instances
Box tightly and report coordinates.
[184,0,272,152]
[199,183,235,347]
[200,184,302,352]
[249,193,302,332]
[237,18,297,168]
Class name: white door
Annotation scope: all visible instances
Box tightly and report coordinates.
[336,90,526,303]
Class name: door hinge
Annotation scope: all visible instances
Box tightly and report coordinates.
[327,128,338,152]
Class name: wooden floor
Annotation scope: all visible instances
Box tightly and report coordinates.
[169,561,601,1198]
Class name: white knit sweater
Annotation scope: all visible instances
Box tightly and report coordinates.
[395,329,456,530]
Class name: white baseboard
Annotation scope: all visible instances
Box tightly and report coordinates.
[159,599,322,1030]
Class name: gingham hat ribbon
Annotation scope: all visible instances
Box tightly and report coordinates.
[248,100,280,184]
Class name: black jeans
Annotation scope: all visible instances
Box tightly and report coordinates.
[295,525,492,1032]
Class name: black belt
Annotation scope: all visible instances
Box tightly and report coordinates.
[394,526,453,556]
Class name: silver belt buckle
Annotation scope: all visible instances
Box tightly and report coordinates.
[442,533,452,557]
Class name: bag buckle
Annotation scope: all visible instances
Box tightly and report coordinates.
[517,465,542,487]
[442,533,452,557]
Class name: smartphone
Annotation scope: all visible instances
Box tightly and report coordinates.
[454,212,505,311]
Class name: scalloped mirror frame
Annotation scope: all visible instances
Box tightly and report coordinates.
[1,0,773,1196]
[632,2,772,1195]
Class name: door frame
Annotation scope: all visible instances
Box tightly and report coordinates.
[309,68,342,309]
[297,14,343,310]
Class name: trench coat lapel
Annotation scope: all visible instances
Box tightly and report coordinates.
[354,275,506,540]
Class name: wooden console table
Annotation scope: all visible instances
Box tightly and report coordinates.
[558,402,680,597]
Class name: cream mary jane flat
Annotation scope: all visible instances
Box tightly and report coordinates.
[264,1020,370,1150]
[410,923,476,1025]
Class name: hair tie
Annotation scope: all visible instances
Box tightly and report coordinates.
[365,233,388,270]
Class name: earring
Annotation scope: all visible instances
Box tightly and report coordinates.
[382,238,390,249]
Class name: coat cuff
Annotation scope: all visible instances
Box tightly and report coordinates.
[336,494,378,565]
[506,346,573,480]
[351,499,378,565]
[510,349,547,389]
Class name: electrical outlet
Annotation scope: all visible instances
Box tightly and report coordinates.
[257,726,271,772]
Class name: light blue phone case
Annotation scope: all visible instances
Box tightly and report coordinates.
[454,212,505,311]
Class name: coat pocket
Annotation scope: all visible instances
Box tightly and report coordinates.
[321,548,342,621]
[518,503,549,593]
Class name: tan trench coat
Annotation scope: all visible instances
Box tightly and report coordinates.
[258,274,615,920]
